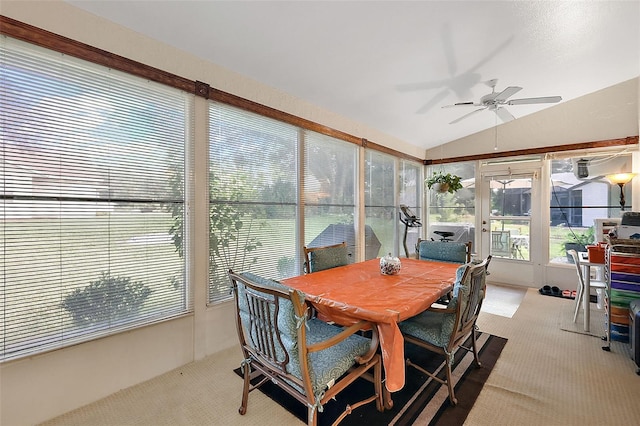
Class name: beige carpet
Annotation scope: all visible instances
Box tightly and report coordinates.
[41,288,640,426]
[467,288,639,426]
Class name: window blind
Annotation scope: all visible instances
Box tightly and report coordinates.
[1,37,193,361]
[365,150,397,257]
[303,132,357,253]
[208,102,298,302]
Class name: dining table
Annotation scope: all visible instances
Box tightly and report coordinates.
[281,257,459,402]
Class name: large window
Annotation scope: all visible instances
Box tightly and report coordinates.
[549,153,633,263]
[304,132,357,260]
[398,160,422,257]
[209,104,298,302]
[365,151,396,258]
[426,162,476,248]
[1,38,192,360]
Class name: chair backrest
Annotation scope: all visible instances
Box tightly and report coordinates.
[303,241,349,273]
[567,249,585,285]
[229,270,308,388]
[449,258,489,343]
[416,239,472,263]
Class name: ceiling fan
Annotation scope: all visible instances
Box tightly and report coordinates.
[442,79,562,124]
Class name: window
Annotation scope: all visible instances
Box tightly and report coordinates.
[549,153,633,264]
[209,103,298,302]
[398,160,422,257]
[1,37,193,360]
[365,151,396,257]
[426,163,476,248]
[304,132,357,260]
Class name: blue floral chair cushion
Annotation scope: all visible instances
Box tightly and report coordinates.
[238,272,372,395]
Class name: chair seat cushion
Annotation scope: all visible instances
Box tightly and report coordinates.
[305,319,373,394]
[399,309,455,347]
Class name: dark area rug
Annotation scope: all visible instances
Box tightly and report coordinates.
[233,332,507,426]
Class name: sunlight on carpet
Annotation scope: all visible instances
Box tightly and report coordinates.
[481,284,526,318]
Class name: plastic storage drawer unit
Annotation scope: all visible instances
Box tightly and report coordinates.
[630,299,640,374]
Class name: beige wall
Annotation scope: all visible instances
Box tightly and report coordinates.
[1,1,639,425]
[426,77,639,160]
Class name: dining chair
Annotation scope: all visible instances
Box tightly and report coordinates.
[303,241,350,273]
[228,270,383,426]
[399,257,489,405]
[416,238,472,263]
[567,249,607,323]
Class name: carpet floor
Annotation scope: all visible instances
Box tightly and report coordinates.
[234,332,507,426]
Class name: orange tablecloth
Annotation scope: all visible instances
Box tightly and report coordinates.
[281,258,458,393]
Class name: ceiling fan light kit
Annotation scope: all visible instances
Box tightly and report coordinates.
[442,79,562,124]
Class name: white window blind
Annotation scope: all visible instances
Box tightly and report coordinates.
[1,37,193,361]
[365,150,397,257]
[208,102,298,302]
[303,132,357,258]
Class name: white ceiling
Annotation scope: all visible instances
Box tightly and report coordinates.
[67,1,640,152]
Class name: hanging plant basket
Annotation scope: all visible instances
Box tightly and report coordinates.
[425,172,463,194]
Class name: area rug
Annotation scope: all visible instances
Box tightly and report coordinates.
[233,332,507,426]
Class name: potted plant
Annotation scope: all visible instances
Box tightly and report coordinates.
[562,227,595,263]
[425,171,463,194]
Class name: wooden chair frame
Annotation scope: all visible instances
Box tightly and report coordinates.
[229,270,383,426]
[403,257,489,405]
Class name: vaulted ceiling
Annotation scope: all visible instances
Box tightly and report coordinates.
[67,1,640,152]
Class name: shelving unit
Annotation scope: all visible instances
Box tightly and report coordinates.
[604,242,640,351]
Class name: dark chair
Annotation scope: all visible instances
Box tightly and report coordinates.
[229,270,383,426]
[399,257,489,405]
[303,241,349,273]
[416,238,472,263]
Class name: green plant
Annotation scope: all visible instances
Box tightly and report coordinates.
[563,226,595,247]
[61,272,151,327]
[425,171,463,194]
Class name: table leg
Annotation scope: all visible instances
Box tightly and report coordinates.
[583,264,591,332]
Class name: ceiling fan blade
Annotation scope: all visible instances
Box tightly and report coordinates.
[494,86,522,102]
[449,107,487,124]
[507,96,562,105]
[495,107,515,122]
[441,101,479,108]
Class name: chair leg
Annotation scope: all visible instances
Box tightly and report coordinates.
[239,364,250,415]
[573,283,583,323]
[374,359,384,412]
[444,355,457,406]
[471,328,482,367]
[307,404,318,426]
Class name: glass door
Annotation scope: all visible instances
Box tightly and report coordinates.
[487,175,532,260]
[479,166,542,287]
